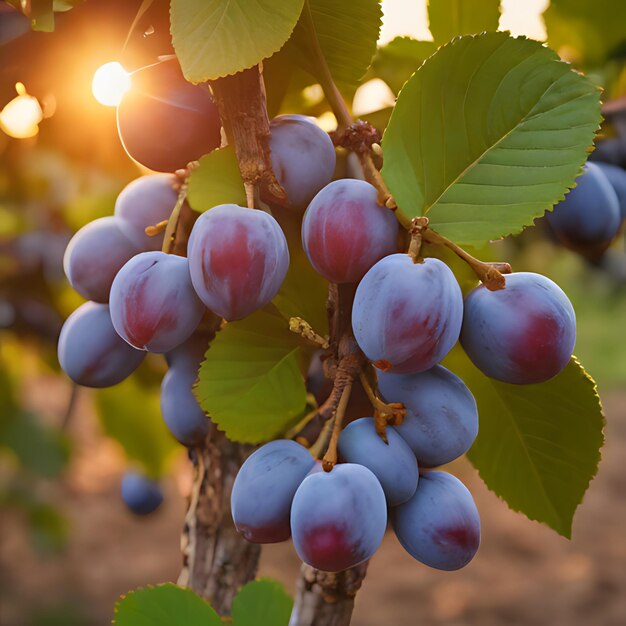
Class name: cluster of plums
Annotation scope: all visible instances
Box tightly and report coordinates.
[547,158,626,261]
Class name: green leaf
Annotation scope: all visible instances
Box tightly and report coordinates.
[370,37,437,94]
[381,33,601,247]
[428,0,501,44]
[170,0,305,83]
[95,376,179,479]
[187,147,246,213]
[543,0,626,67]
[29,0,55,31]
[196,307,307,443]
[232,579,293,626]
[445,348,604,538]
[114,584,221,626]
[290,0,382,88]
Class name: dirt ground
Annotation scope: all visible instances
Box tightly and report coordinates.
[1,381,625,626]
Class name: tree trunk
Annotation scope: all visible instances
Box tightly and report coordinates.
[178,430,260,615]
[289,562,369,626]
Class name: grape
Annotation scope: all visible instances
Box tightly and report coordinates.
[58,302,145,388]
[187,205,289,320]
[337,417,418,505]
[63,217,137,303]
[161,334,210,447]
[546,162,621,257]
[352,254,463,374]
[596,162,626,219]
[302,179,398,283]
[391,471,480,571]
[121,472,164,516]
[231,440,315,543]
[268,115,336,210]
[114,174,179,251]
[290,463,387,572]
[109,251,205,353]
[461,272,576,384]
[378,366,478,468]
[117,59,221,172]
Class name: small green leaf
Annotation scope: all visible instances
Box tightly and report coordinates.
[114,584,222,626]
[95,376,179,479]
[370,37,437,94]
[382,33,601,246]
[196,307,307,444]
[30,0,55,31]
[544,0,626,67]
[170,0,305,82]
[428,0,501,44]
[445,348,604,538]
[232,579,293,626]
[290,0,382,88]
[187,147,246,213]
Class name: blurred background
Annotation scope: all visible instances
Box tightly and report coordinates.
[1,1,626,625]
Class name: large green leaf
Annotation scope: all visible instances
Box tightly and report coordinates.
[195,307,307,443]
[95,376,179,479]
[231,579,293,626]
[445,349,604,538]
[114,584,221,626]
[290,0,382,88]
[381,33,601,246]
[187,147,246,213]
[370,37,437,95]
[428,0,501,44]
[170,0,305,83]
[544,0,626,67]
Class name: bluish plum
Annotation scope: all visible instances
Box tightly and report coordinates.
[117,59,221,172]
[290,464,387,572]
[114,174,179,251]
[63,217,138,303]
[461,272,576,385]
[596,162,626,219]
[121,472,164,516]
[589,138,626,168]
[546,162,621,257]
[161,335,210,447]
[352,254,463,374]
[188,205,289,320]
[109,251,205,353]
[378,366,478,467]
[268,115,336,210]
[58,302,145,388]
[338,417,418,505]
[302,179,398,283]
[231,440,315,543]
[391,471,480,571]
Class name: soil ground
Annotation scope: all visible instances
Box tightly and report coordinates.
[1,380,625,626]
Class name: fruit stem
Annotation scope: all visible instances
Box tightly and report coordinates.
[322,381,353,471]
[359,370,406,440]
[407,217,429,263]
[161,175,190,254]
[289,316,330,349]
[145,219,169,237]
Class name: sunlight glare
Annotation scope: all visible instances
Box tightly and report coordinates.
[92,62,131,107]
[0,83,43,139]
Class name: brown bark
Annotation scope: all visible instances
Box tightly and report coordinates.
[178,430,260,615]
[289,563,369,626]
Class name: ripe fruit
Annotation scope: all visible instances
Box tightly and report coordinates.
[290,463,387,572]
[117,59,221,172]
[546,162,621,258]
[302,179,398,283]
[378,366,478,467]
[63,217,137,303]
[268,114,336,210]
[109,251,205,353]
[391,471,480,571]
[352,254,463,374]
[121,472,164,516]
[187,205,289,320]
[231,440,315,543]
[461,272,576,384]
[114,174,179,251]
[57,302,145,388]
[596,162,626,219]
[338,417,418,505]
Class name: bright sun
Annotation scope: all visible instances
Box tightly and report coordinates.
[92,61,132,107]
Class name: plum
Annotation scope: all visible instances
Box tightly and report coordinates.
[121,472,164,516]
